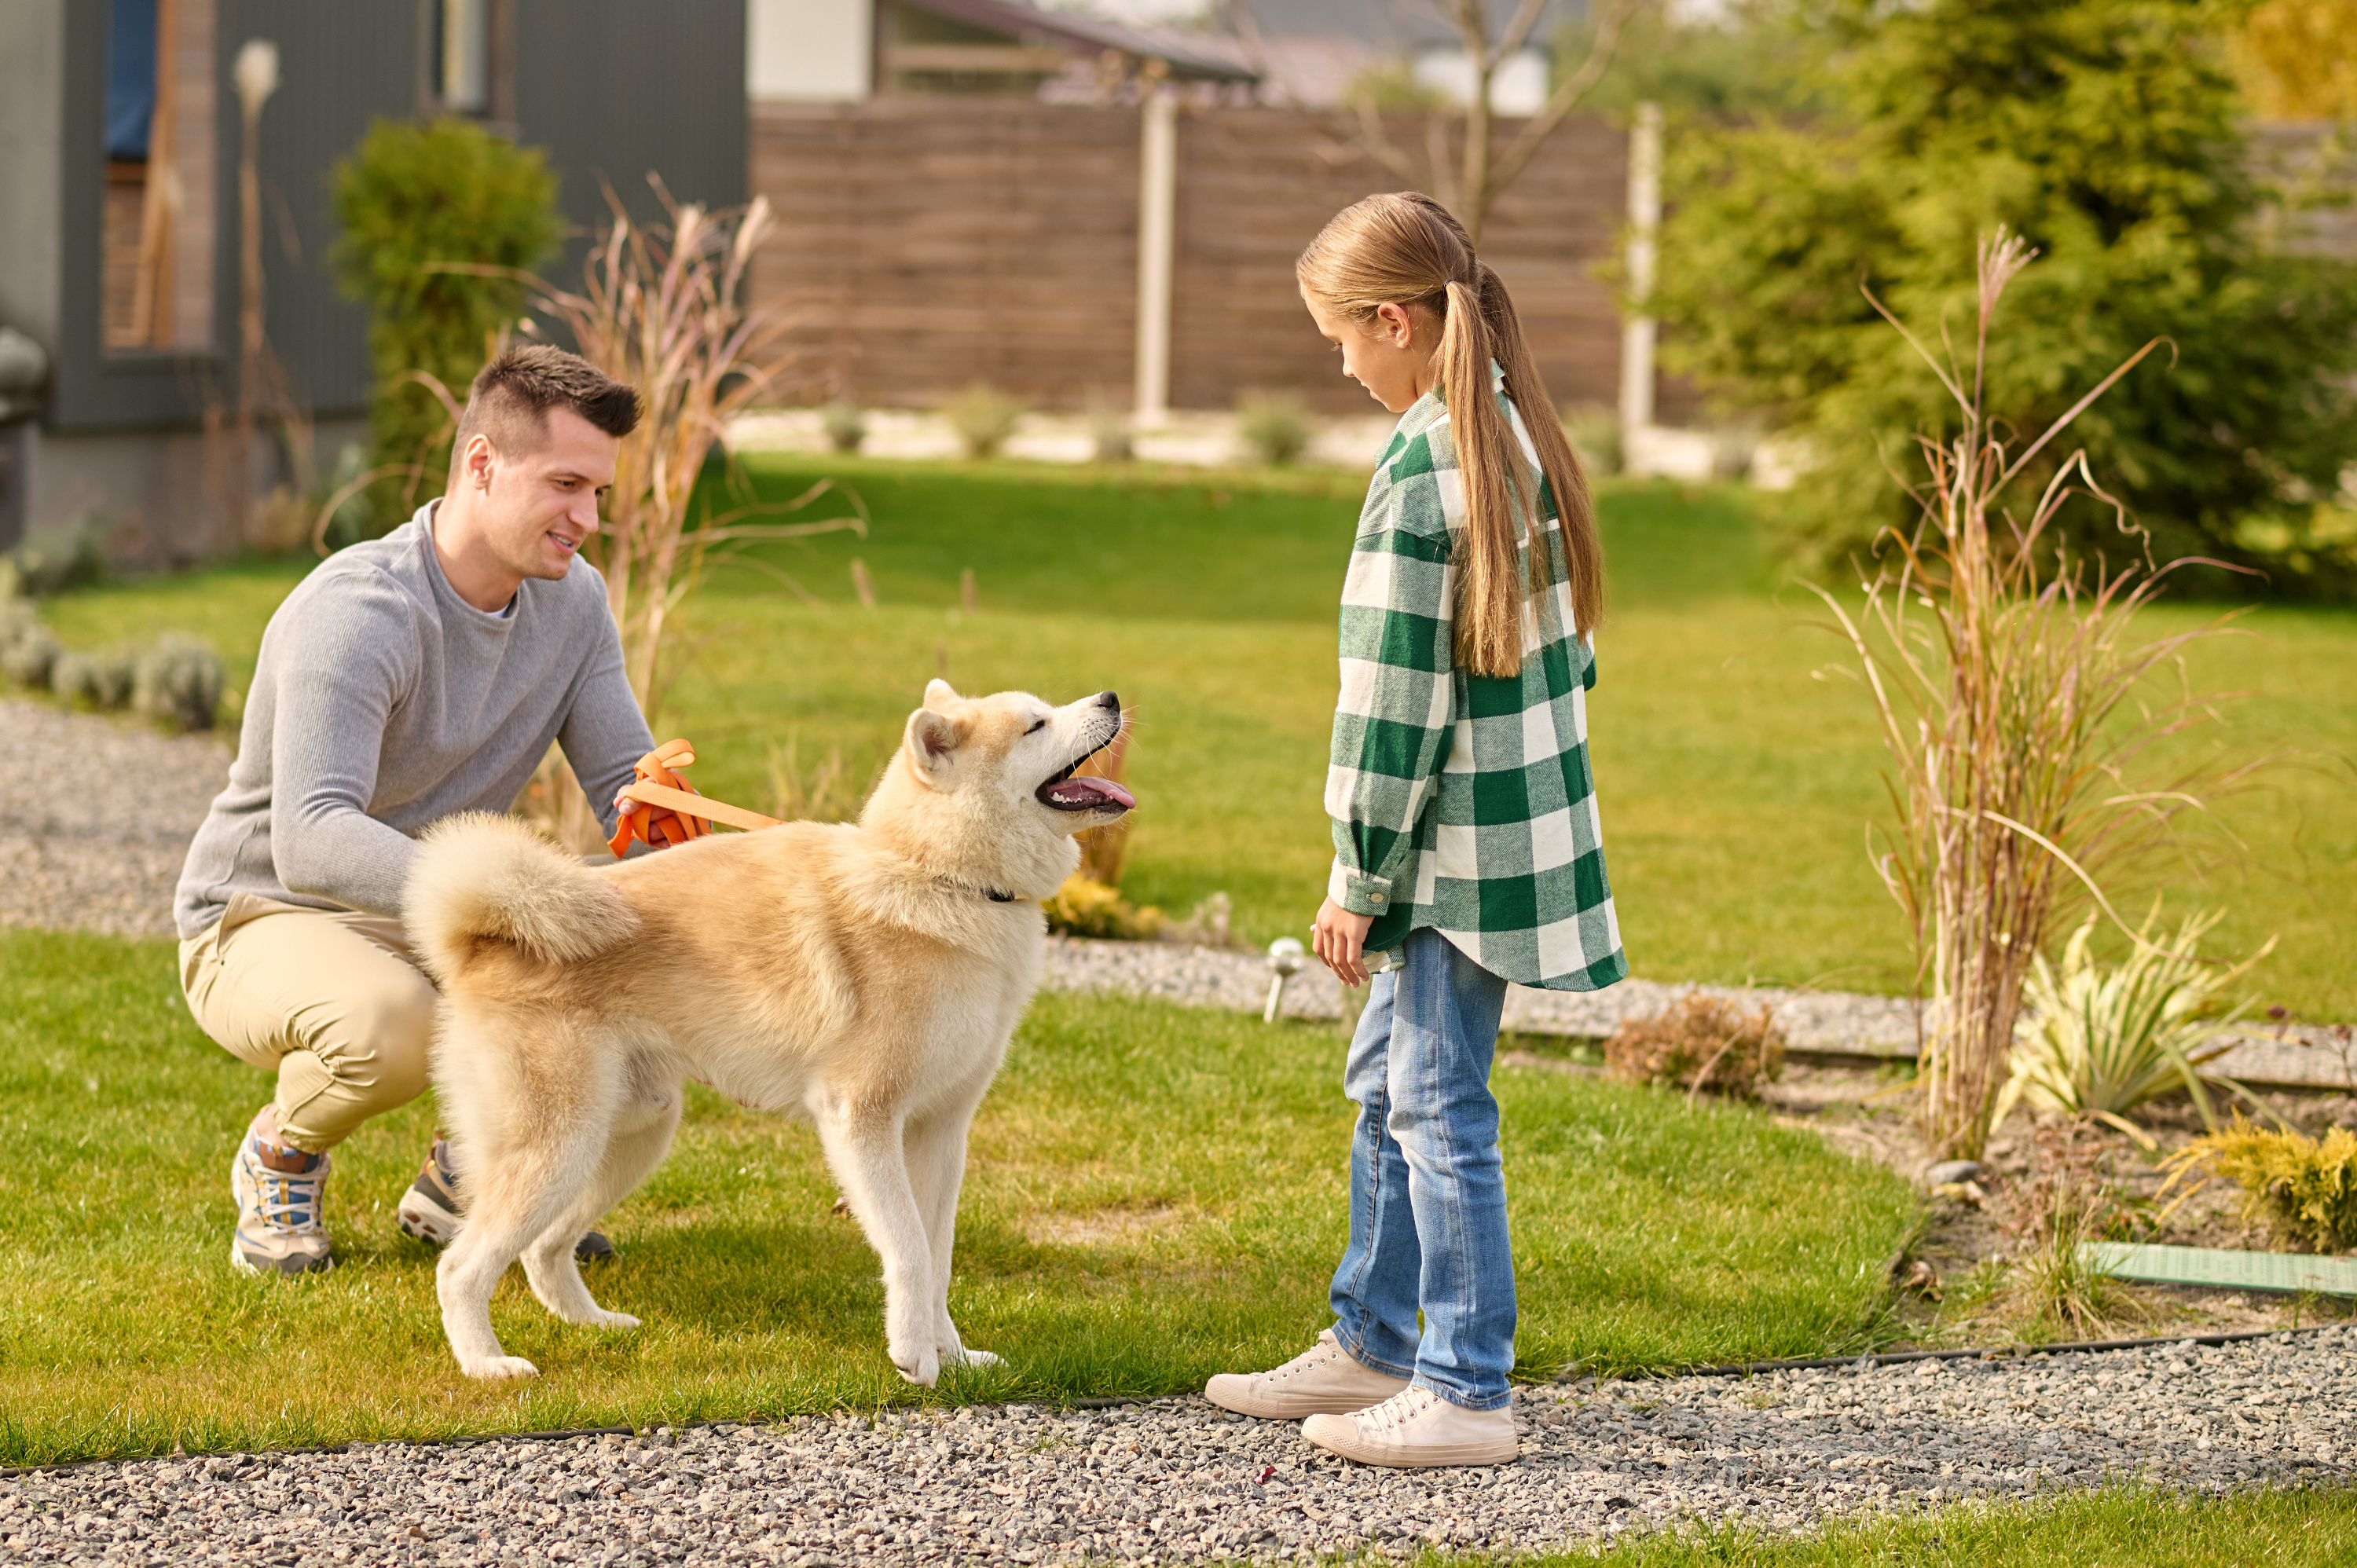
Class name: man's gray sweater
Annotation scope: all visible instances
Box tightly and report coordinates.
[173,503,655,939]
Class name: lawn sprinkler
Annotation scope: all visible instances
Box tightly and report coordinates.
[1263,937,1307,1023]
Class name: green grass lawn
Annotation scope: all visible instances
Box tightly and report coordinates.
[43,455,2348,1012]
[0,928,1912,1465]
[1551,1483,2357,1567]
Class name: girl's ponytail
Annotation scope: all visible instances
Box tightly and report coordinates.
[1478,262,1602,645]
[1299,192,1604,680]
[1438,275,1534,678]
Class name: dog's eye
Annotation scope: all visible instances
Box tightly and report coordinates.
[1025,719,1047,735]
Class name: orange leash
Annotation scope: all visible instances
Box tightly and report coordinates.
[607,739,783,857]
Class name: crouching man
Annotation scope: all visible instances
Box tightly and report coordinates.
[174,344,674,1274]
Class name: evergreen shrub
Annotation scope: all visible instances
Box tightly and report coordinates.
[1651,0,2357,595]
[331,119,563,526]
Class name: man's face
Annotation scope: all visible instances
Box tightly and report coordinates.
[465,407,620,583]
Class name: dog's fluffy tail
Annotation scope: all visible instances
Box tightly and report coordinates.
[406,812,640,979]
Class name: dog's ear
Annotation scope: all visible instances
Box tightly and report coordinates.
[922,679,961,713]
[904,706,962,785]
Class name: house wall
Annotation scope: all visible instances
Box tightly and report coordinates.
[13,0,749,560]
[0,4,67,350]
[515,0,750,244]
[749,0,873,103]
[0,2,66,551]
[749,100,1659,419]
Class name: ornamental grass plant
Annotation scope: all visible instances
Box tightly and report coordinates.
[1996,907,2270,1145]
[1992,1123,2145,1340]
[1818,232,2257,1163]
[1235,393,1315,467]
[469,185,866,848]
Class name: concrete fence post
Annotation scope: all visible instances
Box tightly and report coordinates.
[1134,86,1178,427]
[1618,100,1662,437]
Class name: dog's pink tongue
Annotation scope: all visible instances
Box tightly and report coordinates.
[1048,776,1136,810]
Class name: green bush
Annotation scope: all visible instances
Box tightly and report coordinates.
[1236,393,1314,467]
[1086,390,1132,463]
[1042,874,1164,941]
[50,647,135,712]
[819,400,866,455]
[0,600,60,689]
[7,515,108,597]
[942,384,1026,459]
[1651,0,2357,595]
[1564,406,1622,477]
[2163,1117,2357,1254]
[331,118,563,525]
[133,635,225,732]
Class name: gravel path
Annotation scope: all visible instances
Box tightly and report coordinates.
[5,1328,2349,1564]
[0,698,231,940]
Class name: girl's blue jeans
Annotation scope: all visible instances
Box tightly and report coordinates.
[1327,925,1515,1411]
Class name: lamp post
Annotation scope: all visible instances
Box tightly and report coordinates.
[229,38,278,548]
[1263,937,1306,1024]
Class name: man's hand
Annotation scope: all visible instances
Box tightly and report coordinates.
[608,739,710,855]
[1313,897,1375,988]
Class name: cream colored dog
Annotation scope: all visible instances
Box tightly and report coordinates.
[405,682,1131,1383]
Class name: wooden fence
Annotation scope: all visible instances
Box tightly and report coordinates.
[750,100,1682,419]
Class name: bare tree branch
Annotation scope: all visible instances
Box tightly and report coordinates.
[1355,99,1420,183]
[1325,0,1652,241]
[1486,0,1640,213]
[1494,0,1554,60]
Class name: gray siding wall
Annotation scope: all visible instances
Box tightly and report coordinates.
[516,0,749,247]
[45,0,747,435]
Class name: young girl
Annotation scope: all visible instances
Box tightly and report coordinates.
[1205,192,1624,1467]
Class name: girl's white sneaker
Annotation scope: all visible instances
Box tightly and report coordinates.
[1204,1329,1412,1418]
[1301,1387,1519,1467]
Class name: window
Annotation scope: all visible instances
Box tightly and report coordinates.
[434,0,490,114]
[101,0,216,352]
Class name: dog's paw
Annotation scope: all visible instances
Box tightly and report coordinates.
[943,1346,1003,1371]
[461,1355,541,1382]
[586,1309,640,1332]
[892,1347,942,1388]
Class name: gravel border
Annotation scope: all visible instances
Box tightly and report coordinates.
[3,1328,2348,1564]
[0,698,231,941]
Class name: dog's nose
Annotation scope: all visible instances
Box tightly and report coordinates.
[1095,691,1120,711]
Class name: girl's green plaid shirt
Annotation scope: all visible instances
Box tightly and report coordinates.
[1326,367,1627,991]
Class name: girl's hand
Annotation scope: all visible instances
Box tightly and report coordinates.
[1313,898,1375,987]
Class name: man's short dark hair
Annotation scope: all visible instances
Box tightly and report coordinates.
[451,345,640,469]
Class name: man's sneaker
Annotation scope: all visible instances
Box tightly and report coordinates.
[394,1140,464,1244]
[229,1125,333,1277]
[1204,1329,1412,1419]
[1301,1387,1520,1468]
[396,1138,614,1262]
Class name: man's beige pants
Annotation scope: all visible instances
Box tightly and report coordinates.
[179,894,438,1154]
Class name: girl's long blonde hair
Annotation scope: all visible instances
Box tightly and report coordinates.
[1298,192,1602,676]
